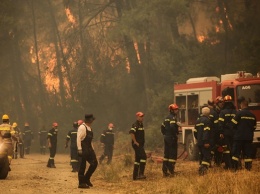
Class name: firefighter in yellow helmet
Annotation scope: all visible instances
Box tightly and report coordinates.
[0,114,16,168]
[12,122,24,158]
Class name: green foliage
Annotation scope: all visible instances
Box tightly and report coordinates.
[0,0,259,147]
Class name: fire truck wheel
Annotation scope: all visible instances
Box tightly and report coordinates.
[185,133,199,161]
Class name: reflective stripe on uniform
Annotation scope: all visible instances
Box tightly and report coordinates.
[168,159,176,163]
[71,159,78,163]
[67,135,70,138]
[0,126,11,131]
[140,159,146,163]
[204,127,210,131]
[49,157,54,160]
[163,158,168,161]
[231,119,237,124]
[232,156,239,161]
[137,128,144,131]
[219,118,224,122]
[244,158,252,162]
[130,128,136,132]
[201,161,210,166]
[170,121,176,124]
[223,151,230,154]
[48,133,53,136]
[134,162,140,165]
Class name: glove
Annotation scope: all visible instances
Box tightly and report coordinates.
[78,149,83,157]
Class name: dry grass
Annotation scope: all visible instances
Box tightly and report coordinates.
[95,154,260,194]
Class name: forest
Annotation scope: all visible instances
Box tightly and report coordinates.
[0,0,259,150]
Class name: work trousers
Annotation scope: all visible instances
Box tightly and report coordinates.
[70,146,79,171]
[99,145,113,164]
[47,144,57,166]
[132,144,146,179]
[162,136,177,175]
[232,140,253,171]
[78,148,98,185]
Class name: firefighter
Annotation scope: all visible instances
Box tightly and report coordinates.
[47,122,58,168]
[231,100,256,171]
[11,122,23,159]
[161,104,180,177]
[218,95,237,169]
[0,114,16,168]
[194,107,212,175]
[38,125,47,155]
[65,121,79,172]
[77,114,98,189]
[208,96,224,166]
[129,112,147,180]
[99,123,115,165]
[22,122,33,155]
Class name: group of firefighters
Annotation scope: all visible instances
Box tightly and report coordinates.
[0,115,34,169]
[0,94,256,188]
[195,95,256,175]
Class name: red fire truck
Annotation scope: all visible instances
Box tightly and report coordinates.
[174,71,260,160]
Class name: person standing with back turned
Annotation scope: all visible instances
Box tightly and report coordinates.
[77,114,98,189]
[99,123,115,165]
[231,100,256,171]
[47,122,58,168]
[161,104,180,177]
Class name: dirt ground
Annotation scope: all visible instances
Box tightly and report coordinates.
[0,153,113,194]
[1,147,260,194]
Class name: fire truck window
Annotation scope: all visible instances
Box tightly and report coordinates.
[188,95,199,125]
[176,95,186,123]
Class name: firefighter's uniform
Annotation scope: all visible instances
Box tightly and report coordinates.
[0,114,15,165]
[231,107,256,171]
[218,102,237,169]
[161,111,179,176]
[129,115,146,180]
[47,124,58,168]
[22,124,33,155]
[194,112,212,175]
[77,114,98,188]
[208,103,222,165]
[99,124,115,165]
[12,123,24,159]
[65,123,79,172]
[38,127,47,154]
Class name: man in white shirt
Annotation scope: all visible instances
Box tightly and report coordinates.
[77,114,98,189]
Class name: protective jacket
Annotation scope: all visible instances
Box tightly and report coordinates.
[231,108,256,141]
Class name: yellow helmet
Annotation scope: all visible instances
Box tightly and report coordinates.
[12,122,18,128]
[2,114,9,120]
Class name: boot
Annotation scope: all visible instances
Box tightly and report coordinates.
[245,162,252,171]
[199,165,207,176]
[223,153,232,169]
[138,163,146,179]
[78,175,89,189]
[162,161,169,177]
[47,159,51,168]
[232,160,239,172]
[71,163,78,172]
[168,162,175,175]
[133,164,139,180]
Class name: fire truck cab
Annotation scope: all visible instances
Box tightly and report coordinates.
[174,71,260,160]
